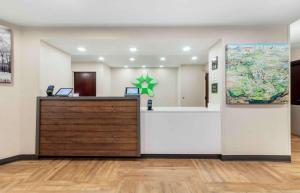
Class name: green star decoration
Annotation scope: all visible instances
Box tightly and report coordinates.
[131,74,158,97]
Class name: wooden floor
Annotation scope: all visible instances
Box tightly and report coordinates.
[0,136,300,193]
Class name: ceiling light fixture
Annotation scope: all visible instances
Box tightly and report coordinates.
[160,57,166,61]
[129,47,138,52]
[191,56,198,61]
[98,56,105,61]
[129,57,135,62]
[182,46,191,52]
[77,47,86,52]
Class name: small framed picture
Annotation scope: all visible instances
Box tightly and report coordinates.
[0,27,12,83]
[212,83,218,93]
[212,56,218,70]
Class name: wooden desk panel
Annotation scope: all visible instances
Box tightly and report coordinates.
[37,97,140,157]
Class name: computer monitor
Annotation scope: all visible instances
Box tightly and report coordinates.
[125,87,140,96]
[55,88,73,97]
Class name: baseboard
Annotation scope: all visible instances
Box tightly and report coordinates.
[0,154,37,165]
[141,154,221,159]
[0,154,291,165]
[221,155,291,162]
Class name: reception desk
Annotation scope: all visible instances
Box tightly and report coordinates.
[140,107,221,155]
[36,96,140,157]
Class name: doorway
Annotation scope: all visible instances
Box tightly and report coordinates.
[74,72,96,96]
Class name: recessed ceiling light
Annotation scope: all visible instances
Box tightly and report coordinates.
[160,57,166,61]
[98,56,105,61]
[159,65,164,68]
[142,65,146,68]
[129,47,138,52]
[129,57,135,62]
[191,56,198,61]
[77,47,86,52]
[124,65,128,68]
[182,46,191,52]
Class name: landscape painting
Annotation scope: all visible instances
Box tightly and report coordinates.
[0,27,12,83]
[226,43,289,104]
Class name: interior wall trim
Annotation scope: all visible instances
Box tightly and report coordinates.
[0,154,291,165]
[221,155,291,162]
[0,154,38,165]
[141,154,221,159]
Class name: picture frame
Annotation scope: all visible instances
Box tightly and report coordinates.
[212,56,218,70]
[225,43,289,104]
[0,26,12,83]
[212,83,218,93]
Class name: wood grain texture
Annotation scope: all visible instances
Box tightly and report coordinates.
[38,99,139,157]
[0,135,299,193]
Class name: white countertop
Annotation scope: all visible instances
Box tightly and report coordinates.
[140,106,220,112]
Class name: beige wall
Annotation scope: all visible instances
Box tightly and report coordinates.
[101,63,111,96]
[291,47,300,61]
[0,26,291,158]
[208,40,223,107]
[220,27,290,155]
[0,21,21,159]
[111,67,178,107]
[72,64,205,107]
[71,62,111,96]
[178,65,207,107]
[40,41,72,95]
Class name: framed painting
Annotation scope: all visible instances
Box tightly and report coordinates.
[225,43,289,104]
[0,27,12,83]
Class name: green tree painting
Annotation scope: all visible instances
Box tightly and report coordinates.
[226,43,289,104]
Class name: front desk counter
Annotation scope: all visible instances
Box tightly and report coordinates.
[36,96,140,157]
[140,107,221,155]
[37,96,220,157]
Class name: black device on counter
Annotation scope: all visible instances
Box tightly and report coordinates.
[46,85,55,96]
[147,99,153,111]
[55,88,73,97]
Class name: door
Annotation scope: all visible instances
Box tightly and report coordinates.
[179,66,205,106]
[74,72,96,96]
[291,60,300,105]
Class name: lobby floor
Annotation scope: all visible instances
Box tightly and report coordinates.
[0,136,300,193]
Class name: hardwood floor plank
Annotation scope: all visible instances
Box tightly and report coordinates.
[0,135,300,193]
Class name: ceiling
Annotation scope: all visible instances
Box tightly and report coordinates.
[1,0,300,27]
[45,38,218,67]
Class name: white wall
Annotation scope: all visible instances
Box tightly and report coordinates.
[71,62,111,96]
[178,65,207,107]
[101,63,111,96]
[291,47,300,61]
[73,64,206,107]
[220,27,290,155]
[208,40,223,107]
[40,41,72,95]
[111,67,178,107]
[0,21,21,159]
[1,26,289,157]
